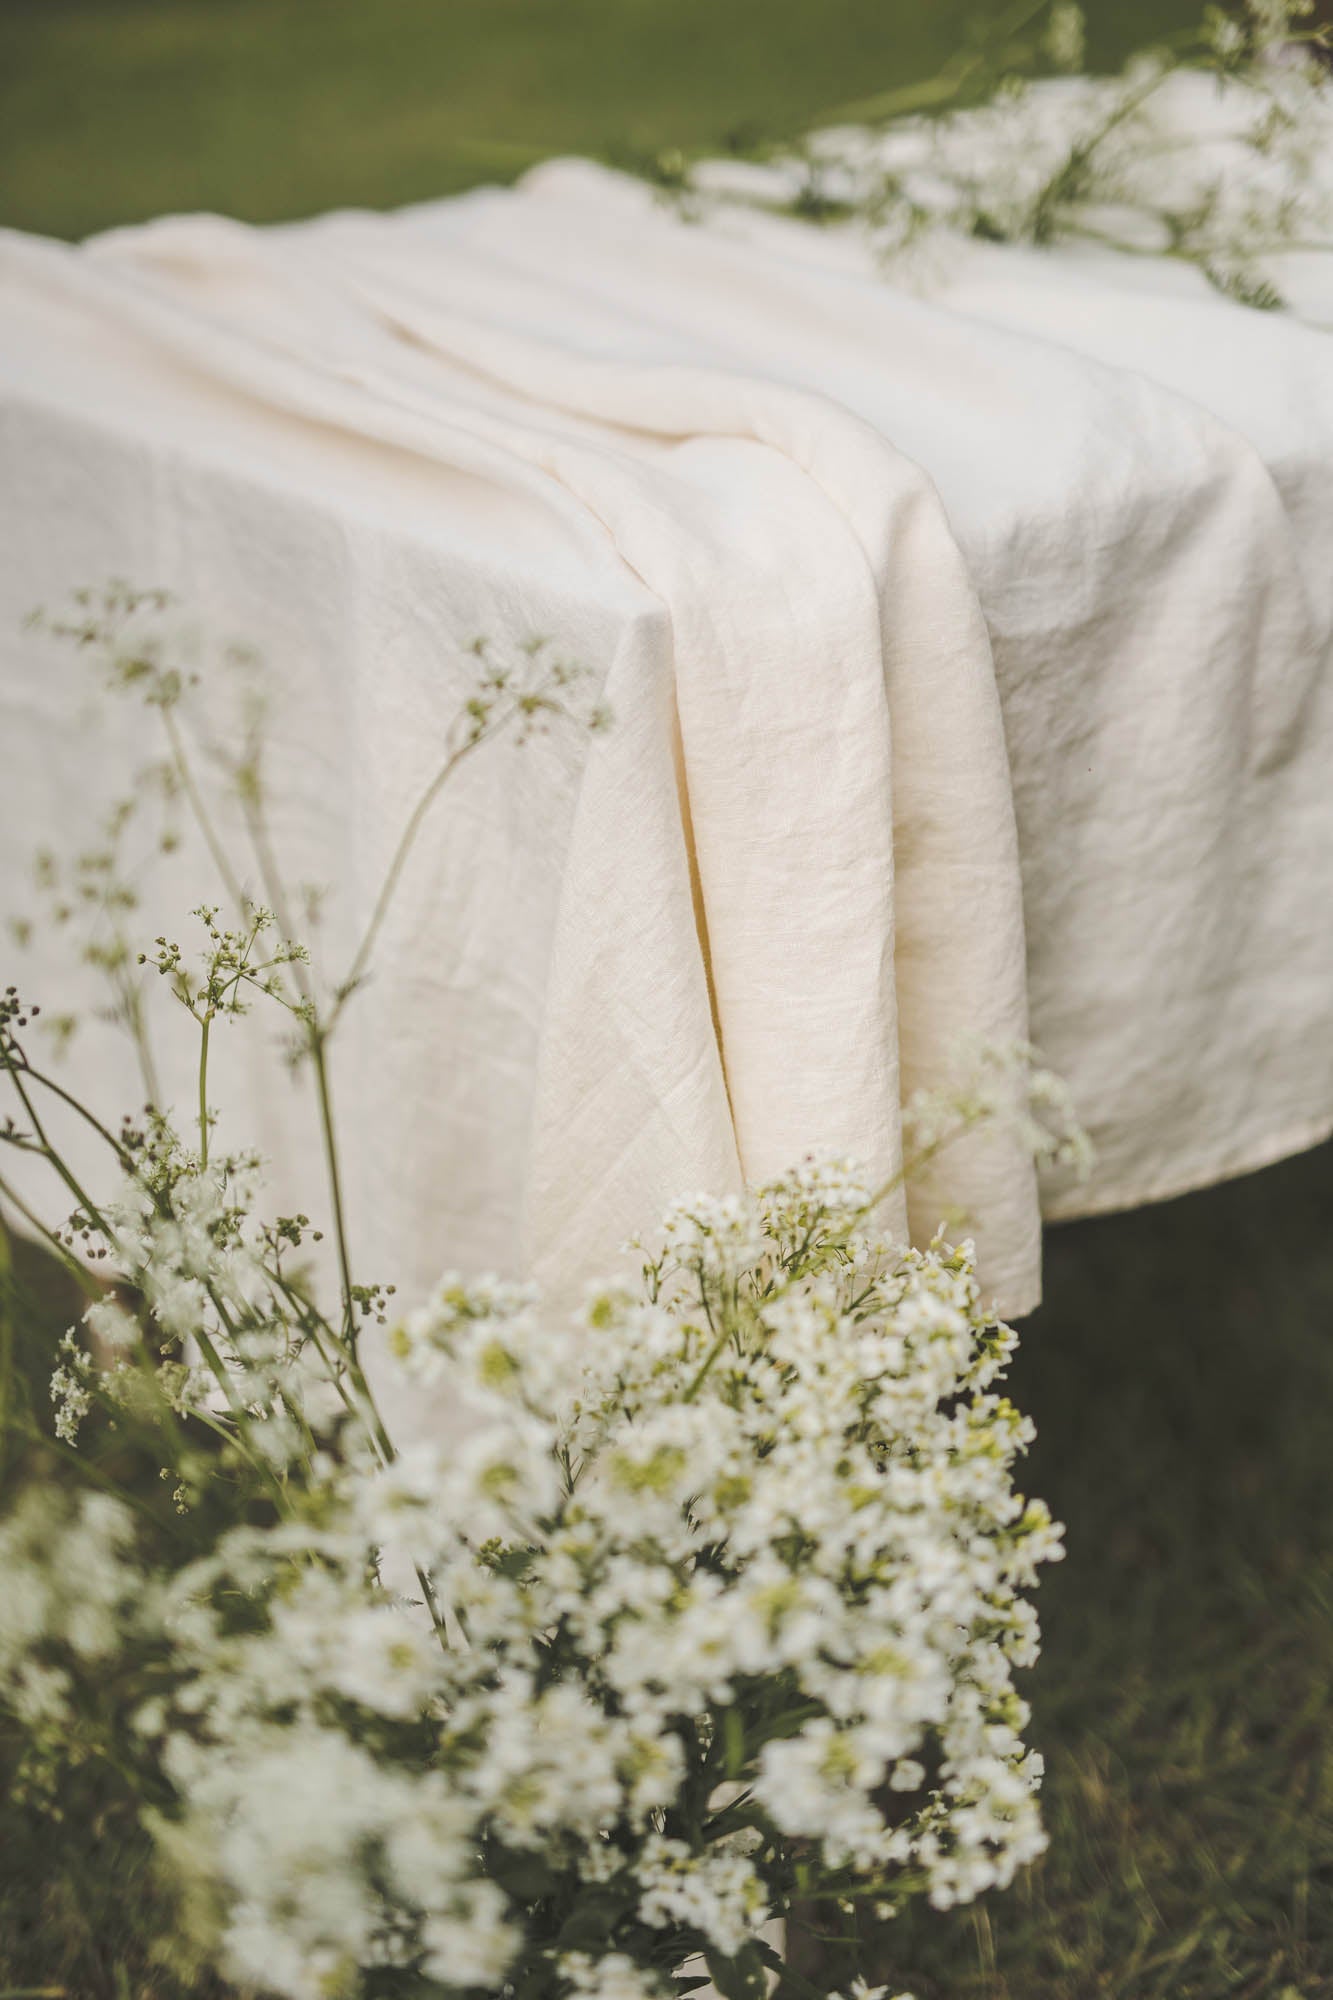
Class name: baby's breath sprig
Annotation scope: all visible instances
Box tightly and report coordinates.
[333,632,609,1033]
[139,904,308,1170]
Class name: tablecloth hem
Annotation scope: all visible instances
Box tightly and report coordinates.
[1042,1110,1333,1232]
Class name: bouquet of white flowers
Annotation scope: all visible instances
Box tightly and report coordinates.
[0,591,1082,2000]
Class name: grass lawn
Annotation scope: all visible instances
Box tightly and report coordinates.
[0,0,1204,242]
[2,3,1331,1995]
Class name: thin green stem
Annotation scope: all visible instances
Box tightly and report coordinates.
[1025,62,1169,243]
[4,1052,137,1175]
[122,973,164,1108]
[817,0,1052,127]
[197,1012,211,1170]
[309,1034,356,1343]
[329,727,489,1033]
[231,782,362,1347]
[859,1129,959,1224]
[271,1266,396,1460]
[239,788,312,1007]
[2,1058,113,1239]
[0,1221,12,1486]
[683,1277,731,1403]
[413,1562,453,1652]
[163,706,250,916]
[9,1420,185,1535]
[0,1173,101,1299]
[181,1320,291,1506]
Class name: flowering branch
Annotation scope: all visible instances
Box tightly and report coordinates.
[649,0,1332,311]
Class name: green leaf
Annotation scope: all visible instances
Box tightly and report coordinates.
[723,1705,747,1778]
[487,1846,562,1902]
[553,1884,635,1952]
[704,1944,769,2000]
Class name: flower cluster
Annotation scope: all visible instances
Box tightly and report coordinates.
[2,1158,1061,2000]
[0,593,1073,1999]
[676,0,1332,310]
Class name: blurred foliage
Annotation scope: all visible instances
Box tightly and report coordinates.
[0,1228,218,1999]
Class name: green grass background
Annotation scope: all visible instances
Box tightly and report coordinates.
[1,2,1331,1995]
[1,0,1202,242]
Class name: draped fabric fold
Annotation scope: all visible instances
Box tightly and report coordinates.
[2,95,1331,1362]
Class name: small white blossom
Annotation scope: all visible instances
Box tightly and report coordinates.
[637,1835,769,1956]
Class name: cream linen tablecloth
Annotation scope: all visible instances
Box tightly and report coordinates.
[2,83,1332,1367]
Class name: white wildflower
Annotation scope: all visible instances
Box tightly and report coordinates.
[1044,2,1086,71]
[323,1605,440,1719]
[4,1022,1067,1992]
[82,1291,140,1350]
[637,1835,769,1957]
[559,1952,670,1999]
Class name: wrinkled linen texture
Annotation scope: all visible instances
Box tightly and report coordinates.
[2,79,1331,1414]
